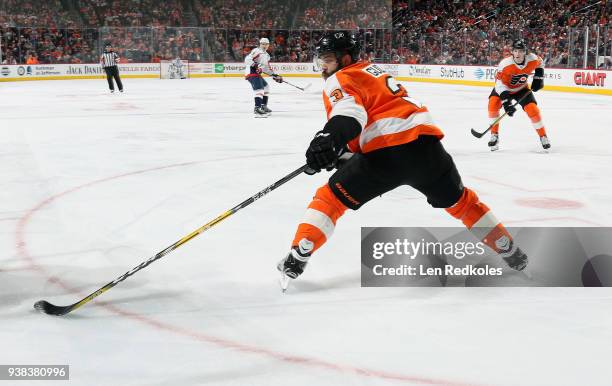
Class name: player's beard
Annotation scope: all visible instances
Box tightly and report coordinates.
[314,53,339,80]
[321,65,338,80]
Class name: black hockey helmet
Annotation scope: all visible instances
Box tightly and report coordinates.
[315,31,361,63]
[103,41,112,51]
[512,39,527,50]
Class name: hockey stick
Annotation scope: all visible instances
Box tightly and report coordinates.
[470,91,533,138]
[264,71,311,91]
[34,164,308,316]
[282,79,311,92]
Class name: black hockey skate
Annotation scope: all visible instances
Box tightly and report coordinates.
[278,247,309,279]
[498,239,529,271]
[277,239,313,292]
[502,247,528,271]
[254,106,269,118]
[488,134,499,151]
[261,105,272,114]
[540,135,551,150]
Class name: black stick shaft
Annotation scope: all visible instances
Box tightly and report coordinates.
[282,79,305,90]
[35,165,308,315]
[263,71,307,91]
[471,90,533,138]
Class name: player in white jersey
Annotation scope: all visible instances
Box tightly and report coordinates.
[244,38,283,118]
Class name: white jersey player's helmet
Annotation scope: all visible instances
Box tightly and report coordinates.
[259,38,270,44]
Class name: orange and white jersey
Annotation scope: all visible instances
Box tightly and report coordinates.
[322,62,443,154]
[494,53,543,95]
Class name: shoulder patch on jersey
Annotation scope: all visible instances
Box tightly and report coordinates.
[330,89,344,102]
[362,64,386,78]
[323,72,367,129]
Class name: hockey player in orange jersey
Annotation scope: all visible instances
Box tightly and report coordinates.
[277,31,529,286]
[488,39,549,151]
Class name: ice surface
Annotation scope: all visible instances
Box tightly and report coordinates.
[1,78,611,386]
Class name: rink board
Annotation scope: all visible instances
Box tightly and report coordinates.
[1,62,610,95]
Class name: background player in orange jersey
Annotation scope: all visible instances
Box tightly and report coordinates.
[277,31,529,286]
[488,39,549,151]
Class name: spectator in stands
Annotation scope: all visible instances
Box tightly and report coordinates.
[25,52,39,64]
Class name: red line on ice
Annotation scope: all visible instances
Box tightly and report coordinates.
[504,216,603,226]
[470,175,598,193]
[15,157,476,386]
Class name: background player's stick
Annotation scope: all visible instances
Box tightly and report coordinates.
[34,164,308,316]
[282,79,311,91]
[470,91,533,138]
[265,71,311,91]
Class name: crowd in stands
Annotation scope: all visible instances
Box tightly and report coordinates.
[295,0,391,30]
[225,29,320,62]
[192,0,293,29]
[93,27,204,63]
[1,27,99,64]
[0,0,79,28]
[1,0,609,68]
[76,0,186,27]
[392,0,610,67]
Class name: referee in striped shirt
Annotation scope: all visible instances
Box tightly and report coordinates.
[100,43,123,93]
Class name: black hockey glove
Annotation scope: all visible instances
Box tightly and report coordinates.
[272,73,283,83]
[305,115,361,175]
[305,132,338,175]
[500,91,516,117]
[531,68,544,92]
